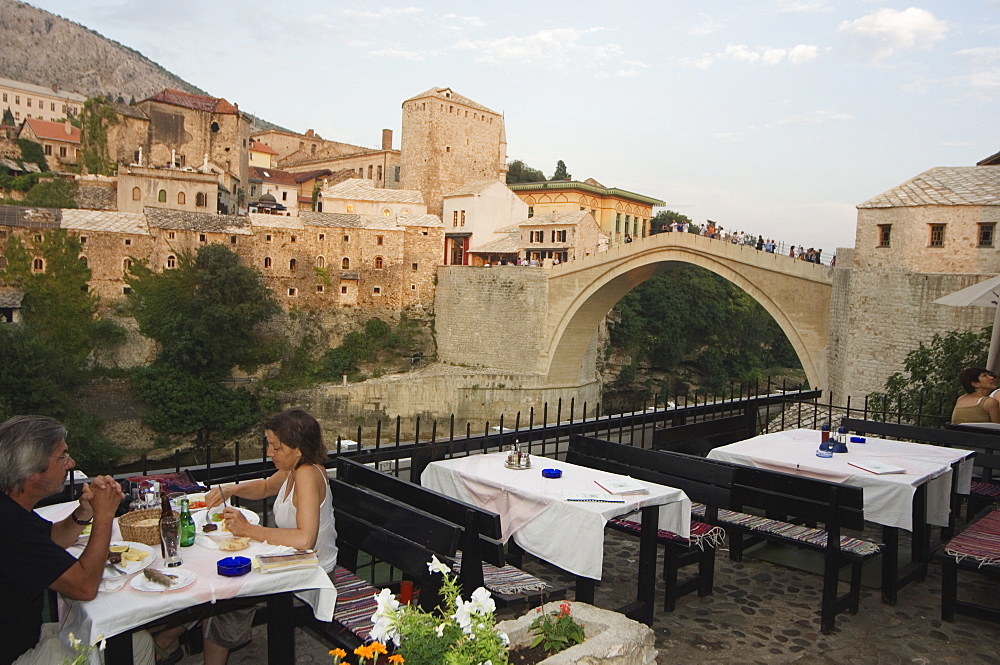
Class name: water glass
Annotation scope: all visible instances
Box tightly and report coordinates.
[160,516,183,567]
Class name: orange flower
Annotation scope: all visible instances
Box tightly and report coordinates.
[329,648,347,658]
[371,642,388,655]
[354,645,374,660]
[388,656,405,664]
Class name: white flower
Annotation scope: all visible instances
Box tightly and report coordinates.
[498,631,510,646]
[370,615,400,647]
[469,587,496,615]
[373,588,400,617]
[67,633,81,648]
[452,599,475,634]
[435,622,448,637]
[427,555,451,575]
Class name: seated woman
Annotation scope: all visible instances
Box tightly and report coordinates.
[154,408,336,665]
[951,367,1000,424]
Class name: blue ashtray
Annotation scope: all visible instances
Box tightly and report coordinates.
[816,449,833,458]
[542,468,562,479]
[850,436,866,443]
[217,556,252,577]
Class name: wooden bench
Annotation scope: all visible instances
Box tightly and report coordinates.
[652,414,754,456]
[297,479,463,655]
[712,464,880,633]
[567,435,734,611]
[842,417,993,522]
[937,507,1000,624]
[337,458,564,607]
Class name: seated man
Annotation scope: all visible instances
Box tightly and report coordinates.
[0,415,154,665]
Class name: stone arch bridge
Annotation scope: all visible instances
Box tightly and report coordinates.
[434,232,833,400]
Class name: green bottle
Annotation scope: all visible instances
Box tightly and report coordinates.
[179,497,196,547]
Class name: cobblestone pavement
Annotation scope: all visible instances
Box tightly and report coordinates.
[177,528,1000,664]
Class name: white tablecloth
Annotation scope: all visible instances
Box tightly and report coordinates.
[707,428,974,531]
[420,453,691,580]
[35,502,336,649]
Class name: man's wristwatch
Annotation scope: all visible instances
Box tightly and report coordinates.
[71,510,93,526]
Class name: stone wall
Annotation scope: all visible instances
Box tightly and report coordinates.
[435,265,549,373]
[75,176,117,211]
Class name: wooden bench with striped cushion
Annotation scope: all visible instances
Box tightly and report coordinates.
[567,435,735,612]
[937,507,1000,624]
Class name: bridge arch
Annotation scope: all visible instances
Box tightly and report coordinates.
[541,234,832,390]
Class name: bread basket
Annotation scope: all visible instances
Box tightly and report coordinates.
[118,508,178,546]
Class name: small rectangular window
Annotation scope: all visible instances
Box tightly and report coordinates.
[929,224,945,247]
[168,231,176,239]
[412,263,418,271]
[230,235,237,244]
[319,233,326,241]
[316,285,325,293]
[199,233,207,243]
[877,224,891,247]
[266,234,273,242]
[373,287,381,295]
[287,288,297,297]
[527,206,534,218]
[377,236,384,245]
[343,235,350,242]
[978,223,995,248]
[341,286,348,294]
[79,236,87,244]
[124,238,132,246]
[290,236,297,243]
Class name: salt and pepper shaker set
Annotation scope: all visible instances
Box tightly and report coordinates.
[506,442,531,468]
[819,424,849,454]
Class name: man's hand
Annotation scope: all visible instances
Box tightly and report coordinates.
[76,475,124,522]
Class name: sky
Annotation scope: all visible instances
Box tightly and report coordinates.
[22,0,1000,252]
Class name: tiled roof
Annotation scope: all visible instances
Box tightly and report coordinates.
[442,180,505,197]
[59,210,149,235]
[247,213,304,230]
[469,235,521,254]
[21,117,80,143]
[0,77,86,102]
[143,89,238,115]
[249,166,299,186]
[858,166,1000,208]
[0,204,60,227]
[0,287,24,308]
[396,213,443,228]
[249,140,278,155]
[978,151,1000,167]
[518,211,593,227]
[144,207,251,233]
[110,101,148,120]
[300,211,366,228]
[404,87,499,115]
[293,169,332,184]
[324,178,424,204]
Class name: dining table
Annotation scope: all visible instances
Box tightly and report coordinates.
[36,501,337,665]
[420,452,692,624]
[707,428,975,604]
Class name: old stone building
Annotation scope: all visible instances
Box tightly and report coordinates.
[0,204,442,314]
[116,166,218,214]
[249,137,277,168]
[467,210,608,266]
[508,178,663,247]
[253,128,401,190]
[400,87,507,217]
[827,163,1000,400]
[0,76,85,124]
[321,178,426,217]
[441,180,526,265]
[18,117,80,168]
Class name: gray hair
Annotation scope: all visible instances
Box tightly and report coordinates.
[0,415,68,494]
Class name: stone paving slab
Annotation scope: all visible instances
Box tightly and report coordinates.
[175,527,1000,664]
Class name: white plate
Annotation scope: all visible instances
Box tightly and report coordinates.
[105,541,156,579]
[130,567,197,592]
[194,506,260,540]
[184,492,208,512]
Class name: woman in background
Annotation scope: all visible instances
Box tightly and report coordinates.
[951,367,1000,424]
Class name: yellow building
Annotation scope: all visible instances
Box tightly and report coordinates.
[18,117,81,168]
[0,77,86,124]
[508,178,664,246]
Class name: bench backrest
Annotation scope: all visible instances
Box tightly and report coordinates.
[842,417,997,477]
[567,435,734,509]
[338,458,505,568]
[331,479,462,610]
[652,414,754,455]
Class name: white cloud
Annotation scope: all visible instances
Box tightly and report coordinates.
[951,47,1000,101]
[337,6,424,20]
[768,110,854,127]
[678,43,819,68]
[455,27,605,64]
[838,8,947,62]
[686,13,727,37]
[775,0,832,12]
[438,13,486,31]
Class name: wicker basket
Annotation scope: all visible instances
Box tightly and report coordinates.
[118,509,178,546]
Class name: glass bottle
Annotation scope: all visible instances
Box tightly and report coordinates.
[179,497,196,547]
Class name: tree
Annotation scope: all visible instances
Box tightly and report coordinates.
[869,328,991,425]
[22,177,78,208]
[125,244,282,443]
[649,210,691,234]
[550,160,571,181]
[16,138,48,173]
[506,159,546,184]
[79,96,120,176]
[2,108,13,125]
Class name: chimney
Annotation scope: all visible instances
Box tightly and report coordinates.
[65,121,72,135]
[381,129,393,151]
[305,129,315,138]
[51,83,58,93]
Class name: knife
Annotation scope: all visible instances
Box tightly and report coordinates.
[105,562,127,576]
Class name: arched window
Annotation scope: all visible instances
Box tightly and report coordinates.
[374,256,383,269]
[157,190,166,203]
[132,187,141,201]
[32,258,44,272]
[382,208,391,217]
[264,257,272,268]
[166,255,176,269]
[196,192,207,207]
[315,256,326,269]
[79,255,88,268]
[122,258,132,272]
[289,258,297,271]
[401,209,410,216]
[177,191,186,205]
[342,257,350,269]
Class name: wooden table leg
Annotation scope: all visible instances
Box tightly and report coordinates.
[575,576,596,604]
[266,592,295,665]
[881,525,899,605]
[617,505,659,624]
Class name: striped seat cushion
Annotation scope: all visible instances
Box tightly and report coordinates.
[970,480,1000,499]
[608,517,726,550]
[332,566,377,640]
[944,508,1000,567]
[452,552,552,595]
[714,509,880,557]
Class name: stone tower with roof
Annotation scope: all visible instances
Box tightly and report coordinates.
[400,87,507,216]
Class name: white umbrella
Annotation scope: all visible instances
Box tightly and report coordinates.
[933,275,1000,372]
